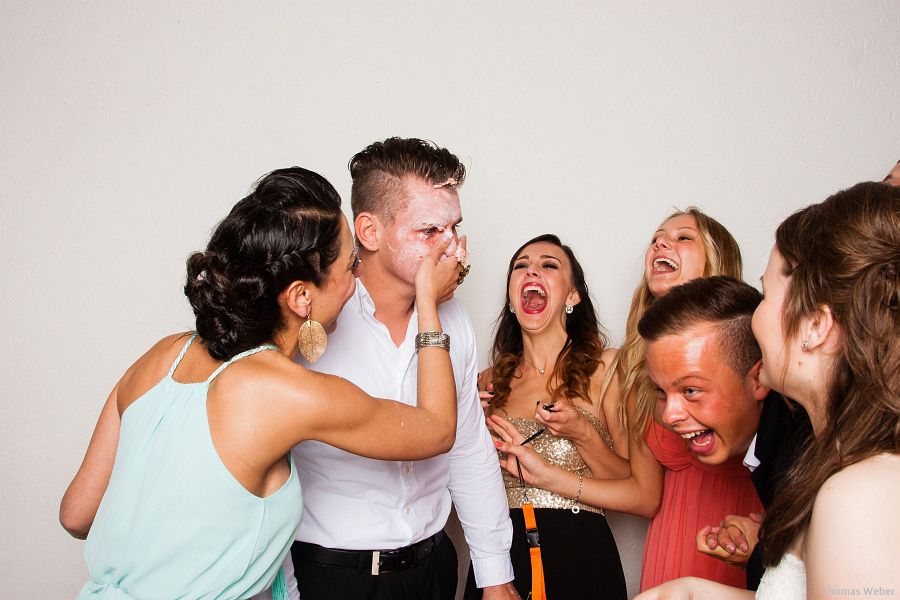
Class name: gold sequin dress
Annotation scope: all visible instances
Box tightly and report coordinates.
[465,405,627,599]
[502,405,612,515]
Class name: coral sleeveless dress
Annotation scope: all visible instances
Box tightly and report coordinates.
[640,422,762,590]
[79,335,302,599]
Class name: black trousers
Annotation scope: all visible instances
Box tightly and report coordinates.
[464,508,627,600]
[292,533,458,600]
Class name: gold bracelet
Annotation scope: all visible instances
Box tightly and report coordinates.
[570,473,584,514]
[415,331,450,351]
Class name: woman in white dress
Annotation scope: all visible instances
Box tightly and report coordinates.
[637,181,899,599]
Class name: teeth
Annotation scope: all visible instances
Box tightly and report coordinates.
[653,257,679,271]
[522,285,546,298]
[681,430,708,439]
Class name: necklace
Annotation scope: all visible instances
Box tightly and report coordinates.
[529,358,547,375]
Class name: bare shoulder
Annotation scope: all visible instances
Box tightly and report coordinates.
[591,347,621,401]
[133,332,195,371]
[811,453,900,533]
[806,454,900,589]
[211,350,362,416]
[118,333,196,400]
[599,346,620,366]
[213,350,317,403]
[592,347,620,384]
[816,453,900,504]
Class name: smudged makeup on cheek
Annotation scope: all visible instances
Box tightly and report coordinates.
[387,222,431,278]
[388,201,461,280]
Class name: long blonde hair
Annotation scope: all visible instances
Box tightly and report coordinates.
[601,207,743,438]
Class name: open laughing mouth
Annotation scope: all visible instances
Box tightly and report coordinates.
[652,257,679,273]
[521,283,547,314]
[681,428,715,454]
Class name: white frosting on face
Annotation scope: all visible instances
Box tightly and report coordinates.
[383,179,462,284]
[453,243,468,263]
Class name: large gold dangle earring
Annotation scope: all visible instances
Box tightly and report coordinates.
[298,313,328,362]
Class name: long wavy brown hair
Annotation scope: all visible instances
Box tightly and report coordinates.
[599,207,743,438]
[761,182,900,565]
[489,234,609,411]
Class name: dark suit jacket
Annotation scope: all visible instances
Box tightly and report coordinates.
[746,393,812,590]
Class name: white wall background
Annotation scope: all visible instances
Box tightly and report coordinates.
[1,1,897,597]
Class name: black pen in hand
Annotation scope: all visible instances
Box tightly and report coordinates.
[520,428,545,446]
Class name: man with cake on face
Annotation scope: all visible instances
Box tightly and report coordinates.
[285,137,519,600]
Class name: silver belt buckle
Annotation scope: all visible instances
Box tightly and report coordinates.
[371,550,381,576]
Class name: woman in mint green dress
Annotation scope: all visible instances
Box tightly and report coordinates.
[60,167,465,599]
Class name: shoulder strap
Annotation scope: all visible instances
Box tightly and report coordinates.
[206,343,280,384]
[167,334,198,377]
[522,502,548,600]
[270,565,287,600]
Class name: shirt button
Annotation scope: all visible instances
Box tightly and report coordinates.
[404,465,412,474]
[404,506,411,515]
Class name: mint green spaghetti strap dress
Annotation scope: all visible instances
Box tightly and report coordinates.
[78,335,302,600]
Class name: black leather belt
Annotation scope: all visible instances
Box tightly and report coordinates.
[292,530,444,575]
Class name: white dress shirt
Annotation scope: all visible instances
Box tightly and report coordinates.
[743,434,760,472]
[292,279,514,588]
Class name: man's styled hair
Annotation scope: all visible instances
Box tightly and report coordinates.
[637,276,763,377]
[349,137,466,221]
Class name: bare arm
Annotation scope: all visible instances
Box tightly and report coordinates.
[492,389,663,517]
[481,583,521,600]
[246,235,462,463]
[58,334,188,539]
[534,403,631,479]
[301,234,459,457]
[535,349,630,478]
[59,384,121,539]
[634,576,754,599]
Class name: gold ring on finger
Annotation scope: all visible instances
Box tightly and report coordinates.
[456,262,471,285]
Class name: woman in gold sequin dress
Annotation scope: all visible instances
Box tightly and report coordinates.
[463,234,628,600]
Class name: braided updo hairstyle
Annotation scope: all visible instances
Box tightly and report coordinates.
[761,181,899,565]
[184,167,344,360]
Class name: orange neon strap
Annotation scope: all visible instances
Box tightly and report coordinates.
[522,502,547,600]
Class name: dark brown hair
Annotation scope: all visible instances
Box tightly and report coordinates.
[349,137,466,222]
[638,275,762,378]
[761,182,900,564]
[489,234,609,410]
[184,167,343,360]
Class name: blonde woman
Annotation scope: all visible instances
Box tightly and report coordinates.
[638,182,899,598]
[495,208,762,590]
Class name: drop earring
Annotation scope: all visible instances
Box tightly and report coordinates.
[298,312,328,362]
[509,304,516,314]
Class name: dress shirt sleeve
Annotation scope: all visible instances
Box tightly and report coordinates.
[447,312,515,588]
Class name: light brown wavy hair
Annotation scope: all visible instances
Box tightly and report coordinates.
[599,207,743,438]
[761,182,900,565]
[489,234,609,411]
